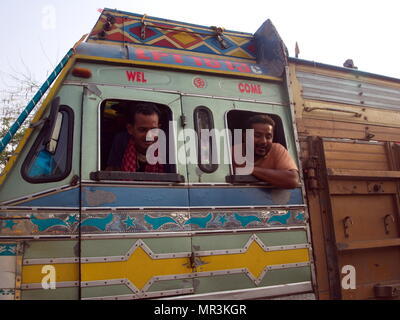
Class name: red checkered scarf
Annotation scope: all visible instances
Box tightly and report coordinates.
[121,138,164,173]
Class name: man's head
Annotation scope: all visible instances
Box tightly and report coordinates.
[126,102,161,154]
[245,114,275,158]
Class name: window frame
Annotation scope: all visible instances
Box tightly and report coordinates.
[193,105,219,174]
[21,105,74,184]
[96,98,183,183]
[225,109,288,185]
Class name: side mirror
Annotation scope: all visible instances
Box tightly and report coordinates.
[43,96,61,153]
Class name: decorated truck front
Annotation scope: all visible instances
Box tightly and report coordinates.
[0,8,313,300]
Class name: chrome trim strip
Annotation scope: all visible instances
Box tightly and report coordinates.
[160,281,313,300]
[82,288,194,300]
[80,227,307,239]
[23,257,79,265]
[21,281,79,290]
[80,180,187,186]
[0,226,307,240]
[80,204,306,211]
[0,235,79,240]
[0,207,79,212]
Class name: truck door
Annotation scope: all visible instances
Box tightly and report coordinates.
[180,95,313,298]
[0,85,83,300]
[78,84,195,300]
[305,137,400,299]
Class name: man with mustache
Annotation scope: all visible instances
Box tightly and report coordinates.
[233,114,299,189]
[106,102,164,173]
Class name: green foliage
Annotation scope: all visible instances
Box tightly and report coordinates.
[0,70,41,173]
[0,112,29,172]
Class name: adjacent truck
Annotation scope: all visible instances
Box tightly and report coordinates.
[0,8,399,300]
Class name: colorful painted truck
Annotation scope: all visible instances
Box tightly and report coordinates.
[0,8,398,300]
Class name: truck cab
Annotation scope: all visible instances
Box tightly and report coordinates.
[0,8,313,300]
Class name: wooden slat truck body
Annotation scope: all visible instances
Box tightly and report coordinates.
[289,58,400,299]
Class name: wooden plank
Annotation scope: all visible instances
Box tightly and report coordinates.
[324,150,388,163]
[326,160,389,171]
[327,168,400,179]
[302,99,400,128]
[324,144,385,154]
[301,118,400,142]
[337,238,400,251]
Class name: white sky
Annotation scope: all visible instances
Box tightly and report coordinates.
[1,0,400,94]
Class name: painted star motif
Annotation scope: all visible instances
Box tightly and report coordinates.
[4,220,17,230]
[66,215,79,225]
[123,216,136,228]
[218,214,227,225]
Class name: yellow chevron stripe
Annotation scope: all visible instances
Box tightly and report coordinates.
[197,240,309,279]
[21,240,309,291]
[22,263,79,284]
[82,246,189,290]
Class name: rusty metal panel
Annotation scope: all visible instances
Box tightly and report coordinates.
[297,71,400,111]
[339,247,400,300]
[330,193,399,243]
[374,283,400,298]
[302,136,400,300]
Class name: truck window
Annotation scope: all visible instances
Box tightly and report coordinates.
[226,110,291,184]
[194,106,218,173]
[227,110,286,149]
[100,99,176,177]
[21,105,74,183]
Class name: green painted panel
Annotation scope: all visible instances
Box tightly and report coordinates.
[21,288,78,300]
[147,279,193,292]
[0,85,83,203]
[192,230,308,251]
[256,231,308,246]
[69,62,288,106]
[181,96,232,183]
[82,239,137,257]
[143,238,191,254]
[23,240,78,259]
[258,266,311,287]
[81,285,132,298]
[194,274,255,294]
[192,233,251,251]
[82,237,192,257]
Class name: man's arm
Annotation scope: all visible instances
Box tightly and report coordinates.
[252,166,300,189]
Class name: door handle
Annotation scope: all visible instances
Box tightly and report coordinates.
[343,216,353,238]
[384,214,395,234]
[186,252,207,270]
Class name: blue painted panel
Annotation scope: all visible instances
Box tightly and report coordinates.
[15,188,80,207]
[82,186,189,207]
[13,186,302,208]
[189,187,303,207]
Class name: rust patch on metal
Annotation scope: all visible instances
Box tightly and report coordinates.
[85,189,116,206]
